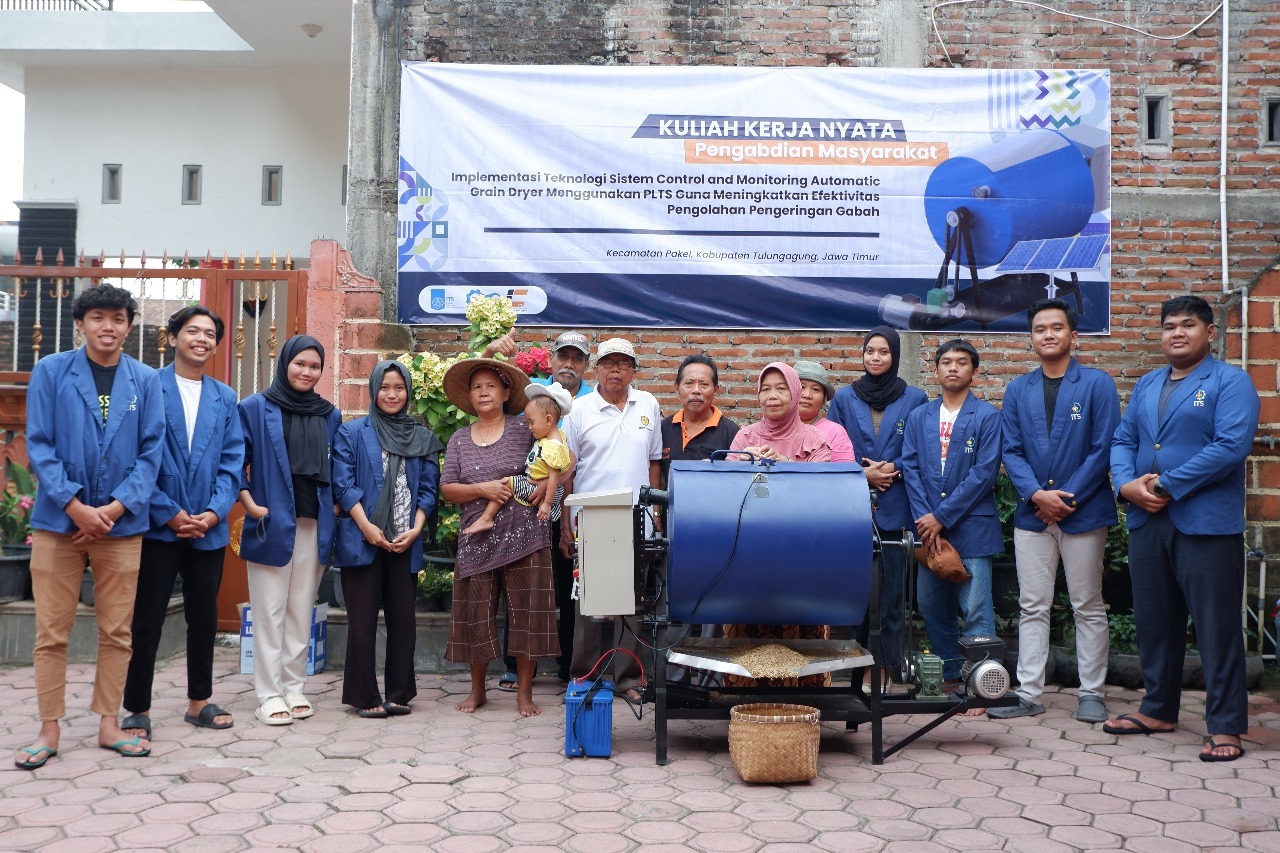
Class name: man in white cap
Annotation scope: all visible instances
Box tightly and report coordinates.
[562,337,662,703]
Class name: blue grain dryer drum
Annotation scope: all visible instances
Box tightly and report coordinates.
[665,460,874,626]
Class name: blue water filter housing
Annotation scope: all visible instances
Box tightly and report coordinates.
[923,129,1096,268]
[665,460,874,626]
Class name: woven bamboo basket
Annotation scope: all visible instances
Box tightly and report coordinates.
[727,703,820,783]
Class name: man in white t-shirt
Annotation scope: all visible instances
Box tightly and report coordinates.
[562,338,662,702]
[121,307,244,741]
[901,340,1003,698]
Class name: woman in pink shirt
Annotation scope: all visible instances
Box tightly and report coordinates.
[794,361,857,462]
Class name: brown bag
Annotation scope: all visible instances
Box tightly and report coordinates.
[914,537,970,583]
[229,515,243,557]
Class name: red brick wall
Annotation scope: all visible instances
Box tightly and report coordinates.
[371,1,1280,552]
[1228,268,1280,554]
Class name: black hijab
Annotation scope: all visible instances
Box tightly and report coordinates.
[851,325,908,410]
[367,361,444,537]
[264,335,335,484]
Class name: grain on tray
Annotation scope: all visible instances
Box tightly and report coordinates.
[732,643,810,679]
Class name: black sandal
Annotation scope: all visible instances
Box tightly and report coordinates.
[184,704,233,730]
[1200,737,1246,762]
[120,713,152,740]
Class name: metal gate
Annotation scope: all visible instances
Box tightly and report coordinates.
[0,249,309,630]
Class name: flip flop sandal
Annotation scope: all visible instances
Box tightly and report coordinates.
[383,702,412,716]
[120,713,152,741]
[1200,737,1246,762]
[496,672,519,692]
[284,693,314,719]
[100,736,151,758]
[14,745,57,771]
[255,697,294,726]
[184,704,233,730]
[1101,713,1175,736]
[357,706,389,718]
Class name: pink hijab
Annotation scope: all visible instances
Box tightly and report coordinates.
[731,363,832,462]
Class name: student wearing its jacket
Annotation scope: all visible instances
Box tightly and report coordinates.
[331,360,442,717]
[901,339,1003,688]
[992,299,1120,724]
[121,307,243,740]
[1107,295,1259,762]
[238,335,341,727]
[16,284,165,771]
[828,326,928,681]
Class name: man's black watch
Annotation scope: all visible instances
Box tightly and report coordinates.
[1151,478,1169,499]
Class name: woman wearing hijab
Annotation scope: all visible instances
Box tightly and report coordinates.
[730,362,832,463]
[332,361,443,717]
[238,335,342,726]
[828,326,929,681]
[724,363,832,687]
[794,360,857,462]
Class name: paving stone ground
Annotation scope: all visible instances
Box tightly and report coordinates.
[1,648,1278,851]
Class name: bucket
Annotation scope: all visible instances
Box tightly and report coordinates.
[728,703,820,783]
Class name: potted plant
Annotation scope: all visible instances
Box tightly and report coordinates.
[416,566,454,612]
[0,462,36,603]
[991,472,1020,620]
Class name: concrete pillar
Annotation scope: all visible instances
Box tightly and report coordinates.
[878,0,931,68]
[344,0,401,314]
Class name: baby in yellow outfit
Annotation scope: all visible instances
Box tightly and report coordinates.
[462,381,574,534]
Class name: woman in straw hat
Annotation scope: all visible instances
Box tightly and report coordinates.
[439,358,560,717]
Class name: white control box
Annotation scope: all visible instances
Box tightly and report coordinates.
[565,488,637,616]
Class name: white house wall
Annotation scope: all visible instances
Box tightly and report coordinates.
[22,65,348,259]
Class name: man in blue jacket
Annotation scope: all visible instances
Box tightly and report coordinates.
[121,307,244,739]
[1106,295,1259,762]
[15,284,165,770]
[902,340,1003,691]
[991,299,1120,723]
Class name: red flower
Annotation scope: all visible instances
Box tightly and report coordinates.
[514,351,537,375]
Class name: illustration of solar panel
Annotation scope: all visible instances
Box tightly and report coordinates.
[995,235,1109,273]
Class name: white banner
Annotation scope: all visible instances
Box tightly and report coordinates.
[398,64,1110,332]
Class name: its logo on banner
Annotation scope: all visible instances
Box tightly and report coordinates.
[421,286,548,316]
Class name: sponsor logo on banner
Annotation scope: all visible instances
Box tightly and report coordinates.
[418,286,548,316]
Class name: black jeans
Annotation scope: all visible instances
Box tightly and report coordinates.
[1130,509,1247,734]
[503,522,574,680]
[340,549,418,708]
[124,540,225,712]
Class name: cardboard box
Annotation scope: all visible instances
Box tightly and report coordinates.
[239,602,327,675]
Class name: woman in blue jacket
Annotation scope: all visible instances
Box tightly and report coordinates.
[332,360,443,717]
[238,335,341,726]
[828,326,928,683]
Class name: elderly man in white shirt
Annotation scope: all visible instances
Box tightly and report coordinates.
[561,338,662,703]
